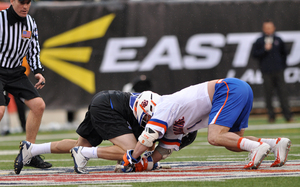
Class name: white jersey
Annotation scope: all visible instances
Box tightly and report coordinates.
[146,82,212,150]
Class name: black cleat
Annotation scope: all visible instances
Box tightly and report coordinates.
[25,155,52,169]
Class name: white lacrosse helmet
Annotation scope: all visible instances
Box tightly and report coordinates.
[133,91,161,127]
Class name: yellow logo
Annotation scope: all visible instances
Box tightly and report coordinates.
[40,13,115,94]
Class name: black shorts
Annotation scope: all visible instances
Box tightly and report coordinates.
[0,66,40,106]
[76,91,134,146]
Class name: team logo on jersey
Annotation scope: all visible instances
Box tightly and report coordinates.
[173,117,185,135]
[40,14,115,94]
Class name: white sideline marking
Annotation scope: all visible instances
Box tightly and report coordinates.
[247,123,300,130]
[0,133,78,142]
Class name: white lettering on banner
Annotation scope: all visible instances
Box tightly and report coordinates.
[284,67,300,83]
[227,33,260,67]
[227,68,300,84]
[101,37,147,72]
[183,33,225,69]
[100,31,300,73]
[140,36,182,71]
[277,31,300,66]
[226,69,263,84]
[226,69,236,78]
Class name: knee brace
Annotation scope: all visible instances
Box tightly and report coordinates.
[156,146,174,159]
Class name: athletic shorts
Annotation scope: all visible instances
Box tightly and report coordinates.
[208,78,253,132]
[76,91,134,146]
[0,66,40,106]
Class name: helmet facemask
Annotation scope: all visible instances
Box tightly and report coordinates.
[133,91,161,127]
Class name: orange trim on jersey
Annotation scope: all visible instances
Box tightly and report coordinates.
[237,137,244,149]
[160,139,181,147]
[212,80,230,124]
[147,120,167,132]
[258,138,261,142]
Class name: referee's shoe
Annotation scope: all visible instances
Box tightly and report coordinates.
[25,155,52,169]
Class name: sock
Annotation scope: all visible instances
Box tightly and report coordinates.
[30,142,51,157]
[237,137,261,152]
[258,138,277,148]
[81,147,98,158]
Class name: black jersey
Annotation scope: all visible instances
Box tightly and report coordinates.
[77,90,143,146]
[104,90,143,140]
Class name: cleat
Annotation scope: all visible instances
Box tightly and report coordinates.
[244,143,271,169]
[25,155,52,169]
[71,146,89,174]
[270,138,291,167]
[14,141,33,174]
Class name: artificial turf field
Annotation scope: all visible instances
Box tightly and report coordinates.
[0,114,299,186]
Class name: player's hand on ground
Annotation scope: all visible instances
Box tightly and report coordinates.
[122,150,143,172]
[121,150,162,172]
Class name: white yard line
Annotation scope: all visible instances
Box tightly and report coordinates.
[0,133,78,142]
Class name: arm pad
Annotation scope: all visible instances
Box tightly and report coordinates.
[138,127,159,147]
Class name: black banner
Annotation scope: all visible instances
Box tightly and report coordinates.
[27,1,300,109]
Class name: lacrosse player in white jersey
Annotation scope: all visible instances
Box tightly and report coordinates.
[121,78,291,172]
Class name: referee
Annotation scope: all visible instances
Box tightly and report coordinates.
[0,0,52,172]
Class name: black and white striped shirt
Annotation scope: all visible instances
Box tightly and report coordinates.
[0,6,43,75]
